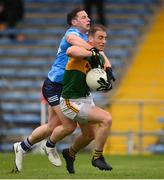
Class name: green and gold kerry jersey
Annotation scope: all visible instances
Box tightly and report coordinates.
[62,55,105,99]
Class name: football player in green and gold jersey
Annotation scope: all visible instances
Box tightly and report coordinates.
[59,24,115,173]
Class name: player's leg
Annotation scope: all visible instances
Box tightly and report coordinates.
[13,78,62,171]
[70,123,95,156]
[62,96,112,171]
[29,106,61,144]
[64,95,112,161]
[42,106,63,167]
[44,104,77,166]
[62,124,95,173]
[50,105,77,142]
[87,106,112,170]
[13,106,61,172]
[60,96,112,172]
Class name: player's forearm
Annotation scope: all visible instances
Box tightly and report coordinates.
[67,34,93,50]
[99,51,112,68]
[67,46,92,58]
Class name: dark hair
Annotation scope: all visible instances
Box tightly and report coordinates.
[89,24,107,35]
[67,7,84,26]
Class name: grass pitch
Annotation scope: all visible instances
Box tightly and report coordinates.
[0,152,164,179]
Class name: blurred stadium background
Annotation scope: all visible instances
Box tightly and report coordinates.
[0,0,164,155]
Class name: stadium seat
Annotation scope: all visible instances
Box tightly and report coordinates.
[0,127,33,136]
[1,103,40,113]
[108,38,136,47]
[3,114,40,124]
[0,80,41,89]
[0,143,15,152]
[0,58,52,67]
[0,92,40,101]
[108,29,140,37]
[0,68,47,78]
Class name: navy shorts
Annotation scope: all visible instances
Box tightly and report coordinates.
[42,78,62,106]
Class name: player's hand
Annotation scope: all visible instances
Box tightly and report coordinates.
[90,47,99,54]
[89,47,101,68]
[97,77,112,92]
[106,67,115,82]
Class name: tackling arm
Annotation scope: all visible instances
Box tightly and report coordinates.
[66,34,93,50]
[66,46,92,58]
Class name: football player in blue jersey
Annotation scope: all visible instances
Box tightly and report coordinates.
[13,7,94,172]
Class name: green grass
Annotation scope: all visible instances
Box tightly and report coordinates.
[0,153,164,179]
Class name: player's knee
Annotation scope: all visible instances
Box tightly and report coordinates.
[104,113,112,127]
[47,125,55,134]
[65,127,74,134]
[47,119,61,133]
[64,123,76,135]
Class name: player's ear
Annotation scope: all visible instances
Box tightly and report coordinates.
[72,19,77,26]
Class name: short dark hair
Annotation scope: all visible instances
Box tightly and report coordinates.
[89,24,107,35]
[67,7,84,26]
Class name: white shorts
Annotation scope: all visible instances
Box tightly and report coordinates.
[60,94,95,124]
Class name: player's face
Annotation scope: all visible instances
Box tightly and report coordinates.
[91,30,107,51]
[73,11,91,33]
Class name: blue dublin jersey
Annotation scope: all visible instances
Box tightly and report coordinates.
[48,27,88,84]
